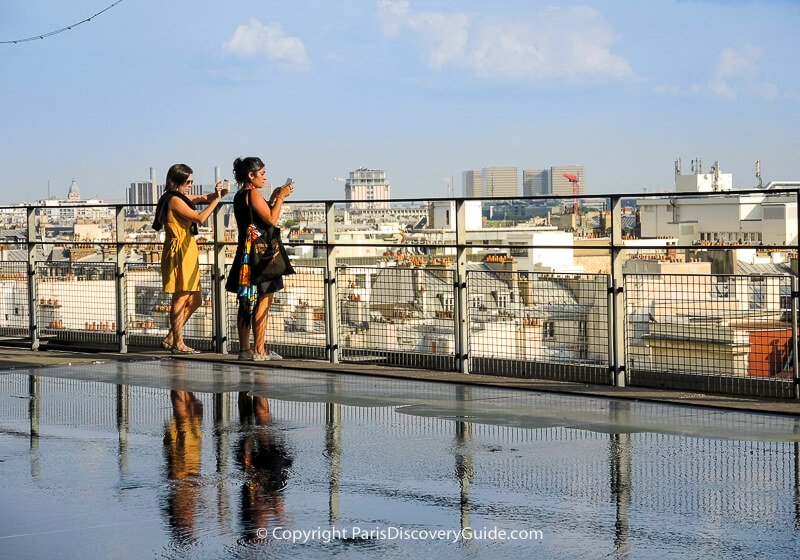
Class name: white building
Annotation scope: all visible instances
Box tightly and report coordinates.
[345,168,390,209]
[34,180,112,225]
[428,200,483,230]
[637,163,797,246]
[466,228,579,272]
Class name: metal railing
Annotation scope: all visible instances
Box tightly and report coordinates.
[1,189,799,398]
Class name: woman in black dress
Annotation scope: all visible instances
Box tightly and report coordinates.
[225,157,294,361]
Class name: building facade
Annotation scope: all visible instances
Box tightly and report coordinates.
[345,168,390,209]
[550,165,585,197]
[127,168,162,215]
[523,169,550,196]
[462,170,483,198]
[463,167,519,198]
[482,167,518,198]
[637,164,797,246]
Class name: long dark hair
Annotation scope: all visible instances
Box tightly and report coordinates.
[165,163,193,192]
[233,157,265,186]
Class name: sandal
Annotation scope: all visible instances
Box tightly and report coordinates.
[171,345,200,354]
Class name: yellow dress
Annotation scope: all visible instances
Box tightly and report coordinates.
[161,208,200,293]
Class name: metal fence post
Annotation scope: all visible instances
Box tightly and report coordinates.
[26,207,39,351]
[114,206,128,353]
[794,272,800,400]
[455,199,469,374]
[610,195,626,387]
[212,204,228,354]
[324,202,339,363]
[795,190,800,399]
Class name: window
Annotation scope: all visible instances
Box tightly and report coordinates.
[544,321,555,339]
[749,277,766,309]
[442,295,454,311]
[715,277,730,298]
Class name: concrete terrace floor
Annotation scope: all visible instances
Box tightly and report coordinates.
[0,346,798,416]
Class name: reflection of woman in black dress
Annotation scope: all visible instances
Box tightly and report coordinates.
[163,390,204,544]
[236,393,293,542]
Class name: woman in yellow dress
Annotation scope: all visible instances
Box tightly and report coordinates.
[154,163,228,353]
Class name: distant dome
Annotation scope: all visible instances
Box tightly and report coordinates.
[67,179,80,201]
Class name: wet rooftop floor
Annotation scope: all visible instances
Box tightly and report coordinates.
[1,359,800,558]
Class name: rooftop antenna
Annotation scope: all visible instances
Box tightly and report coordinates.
[711,161,720,192]
[675,158,681,177]
[47,180,50,199]
[755,160,763,189]
[441,176,454,197]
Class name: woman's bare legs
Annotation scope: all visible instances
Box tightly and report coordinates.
[253,293,274,355]
[237,318,252,353]
[166,291,202,351]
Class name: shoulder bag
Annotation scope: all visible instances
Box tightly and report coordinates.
[246,192,294,283]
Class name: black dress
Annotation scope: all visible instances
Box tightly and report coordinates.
[225,189,285,296]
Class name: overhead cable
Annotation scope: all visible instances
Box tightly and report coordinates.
[1,0,125,45]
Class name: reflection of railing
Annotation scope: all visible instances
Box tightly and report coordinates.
[0,192,799,398]
[4,373,799,521]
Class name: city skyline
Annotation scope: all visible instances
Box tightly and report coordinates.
[0,0,798,204]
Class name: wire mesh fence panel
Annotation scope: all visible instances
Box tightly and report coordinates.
[225,265,327,359]
[28,206,116,244]
[467,268,610,383]
[0,261,29,339]
[624,273,795,397]
[337,265,457,370]
[331,200,428,247]
[126,263,214,351]
[125,241,162,264]
[36,262,117,346]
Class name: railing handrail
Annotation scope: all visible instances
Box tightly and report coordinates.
[1,185,799,211]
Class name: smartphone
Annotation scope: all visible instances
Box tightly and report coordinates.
[285,177,294,186]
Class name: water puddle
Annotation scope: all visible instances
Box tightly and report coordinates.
[0,361,799,558]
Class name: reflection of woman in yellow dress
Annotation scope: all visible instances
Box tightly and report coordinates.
[163,390,204,543]
[154,164,228,354]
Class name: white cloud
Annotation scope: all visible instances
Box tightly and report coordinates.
[224,18,310,71]
[377,1,632,81]
[706,44,777,100]
[658,44,779,101]
[717,44,761,79]
[378,0,470,70]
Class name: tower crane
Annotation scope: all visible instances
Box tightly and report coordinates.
[563,173,579,214]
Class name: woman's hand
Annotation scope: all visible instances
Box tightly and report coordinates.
[278,181,295,200]
[271,181,294,202]
[215,180,230,199]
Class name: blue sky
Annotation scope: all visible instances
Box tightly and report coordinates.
[0,0,798,203]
